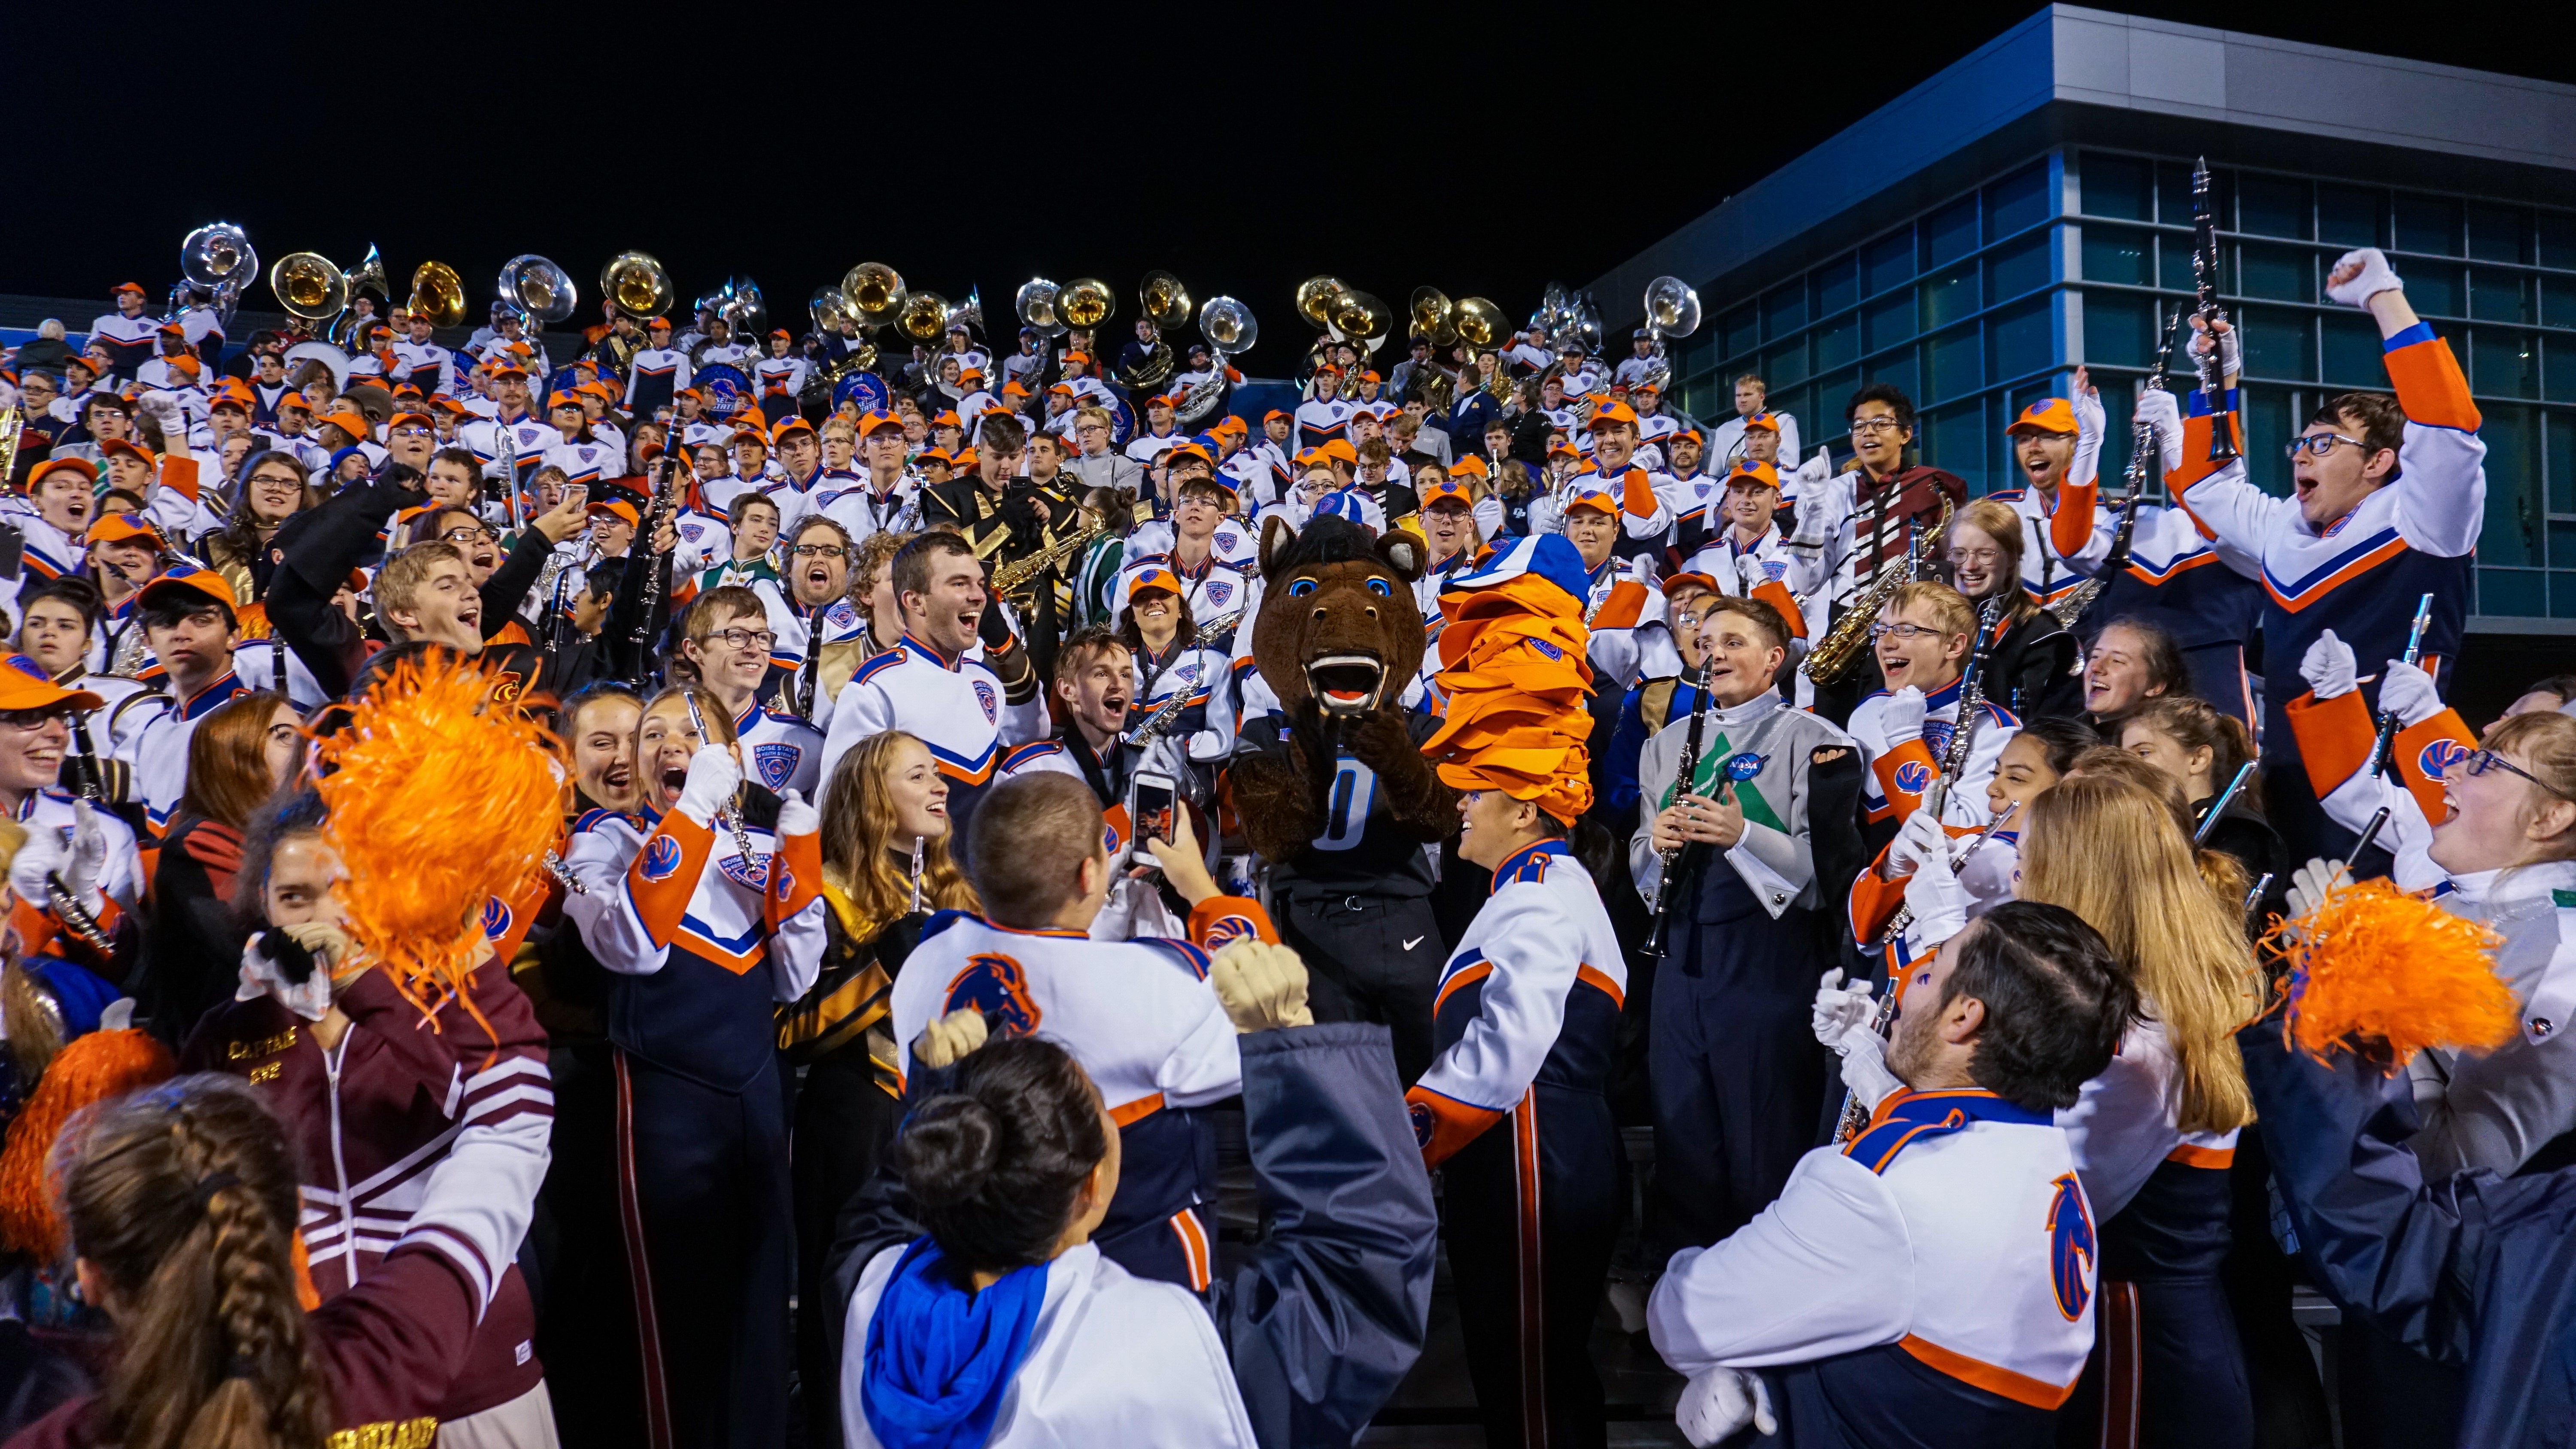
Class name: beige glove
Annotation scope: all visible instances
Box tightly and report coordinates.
[913,1006,990,1070]
[1210,940,1316,1034]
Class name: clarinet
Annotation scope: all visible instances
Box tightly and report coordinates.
[1642,670,1716,959]
[2190,157,2239,464]
[630,458,679,685]
[67,709,107,803]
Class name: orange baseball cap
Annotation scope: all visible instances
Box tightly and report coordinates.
[1449,454,1489,478]
[136,559,239,614]
[1560,481,1619,515]
[1163,441,1215,469]
[389,411,436,431]
[1742,411,1782,434]
[2008,397,2079,435]
[858,409,904,437]
[1321,439,1358,465]
[112,282,146,296]
[25,457,99,491]
[586,499,641,527]
[1725,461,1783,490]
[933,410,963,429]
[98,439,157,466]
[1063,350,1091,365]
[1418,475,1474,508]
[772,415,817,440]
[0,653,103,713]
[1661,570,1722,597]
[1590,398,1641,430]
[86,513,164,549]
[1127,567,1183,600]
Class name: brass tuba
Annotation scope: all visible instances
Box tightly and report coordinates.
[408,260,467,328]
[1179,295,1254,427]
[600,250,674,320]
[1055,278,1113,331]
[177,222,257,331]
[1408,286,1456,346]
[844,262,905,326]
[1016,277,1067,337]
[1294,275,1347,332]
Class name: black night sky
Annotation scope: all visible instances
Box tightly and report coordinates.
[4,1,2562,369]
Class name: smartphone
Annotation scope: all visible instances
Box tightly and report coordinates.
[1131,772,1179,854]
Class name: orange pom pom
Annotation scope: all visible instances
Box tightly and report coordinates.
[315,655,565,1029]
[2263,877,2518,1066]
[0,1028,176,1258]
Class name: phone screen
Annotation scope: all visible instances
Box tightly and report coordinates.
[1132,774,1177,850]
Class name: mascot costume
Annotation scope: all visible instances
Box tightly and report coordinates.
[1232,514,1454,1081]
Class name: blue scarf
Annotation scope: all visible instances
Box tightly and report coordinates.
[861,1238,1048,1449]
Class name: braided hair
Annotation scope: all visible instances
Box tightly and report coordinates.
[55,1074,331,1449]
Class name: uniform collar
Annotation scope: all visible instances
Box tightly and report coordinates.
[1489,839,1569,890]
[902,631,959,671]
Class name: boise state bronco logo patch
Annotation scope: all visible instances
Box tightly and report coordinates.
[480,897,513,940]
[1200,912,1261,951]
[1892,759,1933,796]
[1529,638,1564,661]
[1408,1099,1436,1148]
[1762,561,1788,582]
[717,850,774,893]
[973,680,999,724]
[752,742,801,792]
[2419,737,2472,781]
[2049,1173,2096,1320]
[943,953,1042,1038]
[639,834,685,881]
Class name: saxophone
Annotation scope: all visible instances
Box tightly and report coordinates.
[1802,497,1953,685]
[989,510,1109,599]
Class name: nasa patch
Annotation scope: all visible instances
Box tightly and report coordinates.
[1724,751,1766,782]
[1892,759,1934,796]
[639,833,685,882]
[717,850,773,893]
[2419,737,2472,781]
[752,742,801,792]
[973,679,999,724]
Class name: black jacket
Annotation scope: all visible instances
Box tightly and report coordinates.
[1982,608,2083,722]
[825,1023,1436,1449]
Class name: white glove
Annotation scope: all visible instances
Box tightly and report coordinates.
[1880,685,1928,748]
[2326,247,2405,307]
[775,787,820,838]
[7,820,70,909]
[1812,968,1880,1052]
[1904,838,1972,945]
[1885,806,1948,880]
[2285,856,2351,921]
[2379,658,2442,728]
[1794,445,1833,486]
[237,932,335,1022]
[1677,1367,1777,1447]
[2072,382,2106,440]
[2298,630,2359,702]
[2188,316,2242,382]
[1836,1023,1905,1112]
[2135,386,2185,473]
[673,744,743,828]
[64,799,110,912]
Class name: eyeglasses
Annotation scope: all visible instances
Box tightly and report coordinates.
[439,525,497,545]
[0,706,71,732]
[391,425,433,438]
[1850,418,1906,436]
[703,627,777,652]
[2284,432,2367,460]
[2460,748,2564,796]
[248,472,303,489]
[790,543,847,559]
[1868,622,1949,641]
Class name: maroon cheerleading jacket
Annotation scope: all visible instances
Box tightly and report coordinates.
[179,958,553,1420]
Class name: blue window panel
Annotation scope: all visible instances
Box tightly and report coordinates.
[2238,173,2312,239]
[2406,264,2465,319]
[2472,270,2535,325]
[2318,184,2387,249]
[1868,348,1919,406]
[2468,203,2533,264]
[2552,521,2576,573]
[1923,403,1988,493]
[1864,289,1916,353]
[2474,330,2540,401]
[1925,326,1981,404]
[2480,568,2545,618]
[2241,307,2315,383]
[2236,243,2312,303]
[1765,338,1811,390]
[2080,226,2153,287]
[1764,282,1808,341]
[1719,304,1760,360]
[1863,230,1915,296]
[2544,278,2576,332]
[1986,230,2051,303]
[1814,314,1860,373]
[2397,193,2465,257]
[1922,265,1980,331]
[1812,368,1861,432]
[2243,386,2297,500]
[1924,196,1981,269]
[2482,404,2537,566]
[1986,162,2052,240]
[2080,153,2153,221]
[1814,255,1859,318]
[2547,411,2575,513]
[2321,312,2385,389]
[2543,212,2576,272]
[2549,337,2576,405]
[1989,297,2053,384]
[2084,291,2154,368]
[2159,238,2200,294]
[2551,571,2576,620]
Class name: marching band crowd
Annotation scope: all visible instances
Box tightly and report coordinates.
[0,225,2563,1449]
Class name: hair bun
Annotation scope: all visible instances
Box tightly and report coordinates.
[895,1095,1002,1210]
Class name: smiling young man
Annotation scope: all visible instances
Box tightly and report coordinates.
[764,516,867,729]
[1845,580,2020,845]
[108,564,294,829]
[1633,591,1855,1263]
[1804,385,1970,725]
[817,531,1045,850]
[2165,247,2485,862]
[814,409,922,542]
[680,585,824,798]
[9,458,102,584]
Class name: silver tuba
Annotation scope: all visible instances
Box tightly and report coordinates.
[174,222,257,332]
[1177,296,1254,428]
[1637,274,1702,398]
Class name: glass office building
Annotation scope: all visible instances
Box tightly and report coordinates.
[1592,6,2576,648]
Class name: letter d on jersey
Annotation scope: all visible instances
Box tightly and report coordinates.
[2048,1173,2096,1321]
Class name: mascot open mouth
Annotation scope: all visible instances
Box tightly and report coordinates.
[1304,654,1386,715]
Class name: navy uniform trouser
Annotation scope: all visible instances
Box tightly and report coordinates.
[614,1049,792,1449]
[2056,1277,2253,1449]
[1446,1082,1618,1449]
[1647,864,1830,1262]
[1279,891,1443,1084]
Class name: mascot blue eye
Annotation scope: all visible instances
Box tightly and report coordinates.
[1288,579,1317,597]
[1365,578,1392,596]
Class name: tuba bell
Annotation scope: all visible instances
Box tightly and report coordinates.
[177,222,257,332]
[499,254,578,356]
[1637,274,1702,397]
[1332,289,1394,355]
[270,251,348,328]
[897,290,950,344]
[1056,278,1113,331]
[1177,295,1253,428]
[844,262,905,326]
[408,260,468,328]
[1016,277,1067,337]
[1408,287,1455,347]
[722,275,766,340]
[1121,271,1189,392]
[600,250,674,320]
[1295,276,1348,332]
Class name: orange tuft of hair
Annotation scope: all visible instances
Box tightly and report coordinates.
[315,655,564,1030]
[0,1028,175,1259]
[2263,876,2518,1067]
